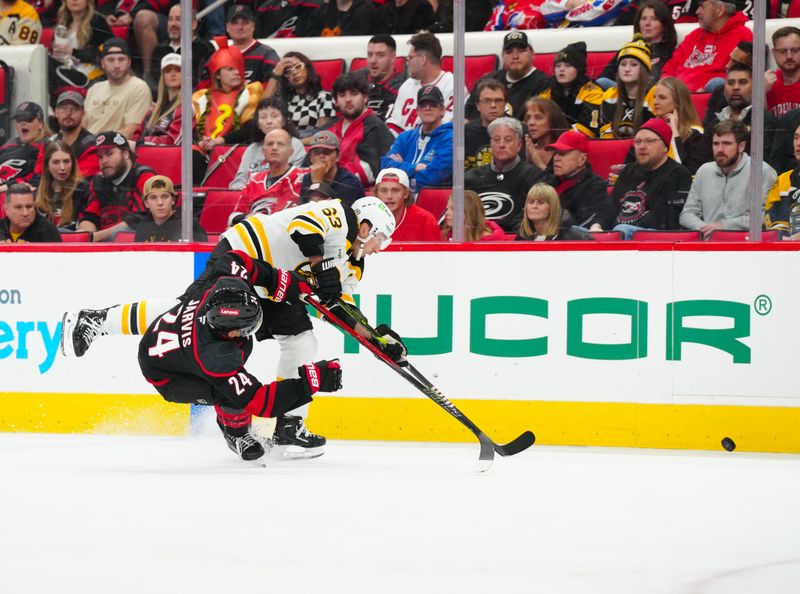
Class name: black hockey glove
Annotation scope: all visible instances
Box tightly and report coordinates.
[374,324,408,366]
[311,258,342,306]
[299,359,343,396]
[270,269,313,303]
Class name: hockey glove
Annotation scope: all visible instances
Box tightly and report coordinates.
[270,269,313,303]
[311,258,342,306]
[374,324,408,366]
[299,359,343,396]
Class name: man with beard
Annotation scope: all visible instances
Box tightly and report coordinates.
[77,131,155,235]
[151,4,213,88]
[681,120,777,238]
[465,78,506,170]
[610,119,693,239]
[38,91,99,178]
[766,26,800,118]
[464,30,551,122]
[703,63,778,165]
[465,116,550,232]
[325,73,394,186]
[353,34,407,122]
[83,38,152,139]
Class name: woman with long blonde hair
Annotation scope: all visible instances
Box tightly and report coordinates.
[35,140,90,229]
[440,191,505,241]
[517,184,592,241]
[649,76,710,174]
[138,54,183,144]
[52,0,112,84]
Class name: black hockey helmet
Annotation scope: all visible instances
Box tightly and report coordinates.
[204,278,263,338]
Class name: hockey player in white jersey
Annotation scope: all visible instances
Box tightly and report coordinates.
[61,197,401,458]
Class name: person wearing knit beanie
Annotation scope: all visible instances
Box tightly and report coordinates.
[617,35,652,72]
[600,34,656,139]
[638,117,672,148]
[540,41,603,137]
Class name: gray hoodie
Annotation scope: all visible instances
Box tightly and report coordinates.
[679,153,777,231]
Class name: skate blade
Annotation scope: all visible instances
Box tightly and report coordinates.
[59,312,75,357]
[268,443,325,461]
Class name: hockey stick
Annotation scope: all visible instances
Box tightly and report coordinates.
[305,297,535,472]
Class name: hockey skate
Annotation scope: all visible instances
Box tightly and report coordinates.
[60,309,108,357]
[218,421,266,463]
[268,415,326,460]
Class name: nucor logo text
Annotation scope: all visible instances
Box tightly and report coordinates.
[338,296,752,363]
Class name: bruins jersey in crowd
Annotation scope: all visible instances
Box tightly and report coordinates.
[765,168,800,236]
[599,86,656,139]
[538,81,603,138]
[0,0,41,45]
[221,199,363,303]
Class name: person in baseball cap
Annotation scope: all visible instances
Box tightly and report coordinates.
[13,101,44,122]
[547,130,614,231]
[301,129,364,206]
[374,167,440,241]
[226,3,254,22]
[309,130,340,152]
[101,37,131,58]
[306,181,336,201]
[417,84,444,106]
[502,30,531,52]
[95,131,131,151]
[55,91,85,110]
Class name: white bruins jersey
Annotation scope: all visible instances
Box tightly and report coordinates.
[221,199,364,301]
[0,0,41,45]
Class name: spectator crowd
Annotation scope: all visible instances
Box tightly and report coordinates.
[2,0,800,243]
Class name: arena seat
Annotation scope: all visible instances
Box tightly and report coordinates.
[199,190,239,234]
[206,233,221,243]
[59,231,92,242]
[416,188,450,219]
[788,1,800,18]
[631,230,701,241]
[587,139,633,182]
[349,56,406,75]
[709,230,780,241]
[202,144,248,189]
[40,28,54,49]
[113,231,136,243]
[590,231,622,241]
[691,92,711,122]
[110,26,129,40]
[441,55,499,90]
[586,51,615,79]
[312,59,346,91]
[136,146,182,186]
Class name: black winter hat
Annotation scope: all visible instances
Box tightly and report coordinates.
[555,42,587,75]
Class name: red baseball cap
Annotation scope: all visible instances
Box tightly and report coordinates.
[546,130,589,154]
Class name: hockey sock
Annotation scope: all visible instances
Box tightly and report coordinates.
[104,299,179,336]
[215,404,252,437]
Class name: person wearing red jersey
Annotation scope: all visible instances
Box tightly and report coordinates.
[375,167,439,241]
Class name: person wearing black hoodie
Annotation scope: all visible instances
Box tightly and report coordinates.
[299,0,378,37]
[539,42,603,138]
[379,0,435,35]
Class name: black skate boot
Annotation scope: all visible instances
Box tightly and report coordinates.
[217,420,265,462]
[271,415,326,460]
[60,309,109,357]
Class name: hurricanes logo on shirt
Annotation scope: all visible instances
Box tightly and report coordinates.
[684,45,717,69]
[0,159,25,183]
[617,187,648,223]
[479,192,515,220]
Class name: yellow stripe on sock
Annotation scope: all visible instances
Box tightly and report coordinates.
[121,304,131,335]
[138,301,147,335]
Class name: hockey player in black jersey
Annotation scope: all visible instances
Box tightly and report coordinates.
[137,248,342,463]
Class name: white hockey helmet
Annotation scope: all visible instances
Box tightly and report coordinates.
[352,196,395,252]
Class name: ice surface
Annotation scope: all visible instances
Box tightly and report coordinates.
[1,434,799,594]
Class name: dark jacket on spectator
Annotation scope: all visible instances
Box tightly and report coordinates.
[611,157,693,230]
[124,209,206,242]
[70,13,113,67]
[515,226,594,241]
[299,166,364,206]
[599,39,674,84]
[0,212,62,242]
[299,0,377,37]
[255,0,322,38]
[379,0,435,34]
[465,118,492,170]
[555,163,615,229]
[624,127,710,176]
[0,139,42,188]
[465,157,551,232]
[354,67,407,122]
[770,107,800,174]
[465,68,552,122]
[80,164,155,230]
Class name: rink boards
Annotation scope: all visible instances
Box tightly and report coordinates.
[1,242,800,453]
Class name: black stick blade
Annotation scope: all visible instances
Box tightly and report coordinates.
[495,431,536,457]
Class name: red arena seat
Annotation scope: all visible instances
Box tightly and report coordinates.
[59,231,93,242]
[690,93,711,122]
[586,51,616,79]
[441,55,499,90]
[202,145,248,189]
[709,229,780,241]
[312,59,346,91]
[533,53,556,76]
[590,231,623,241]
[631,230,701,241]
[586,139,633,182]
[136,146,182,186]
[416,188,451,219]
[113,231,136,242]
[199,190,240,234]
[40,27,54,49]
[349,56,406,75]
[206,233,221,243]
[110,26,129,40]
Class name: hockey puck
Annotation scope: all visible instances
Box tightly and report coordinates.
[721,437,736,452]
